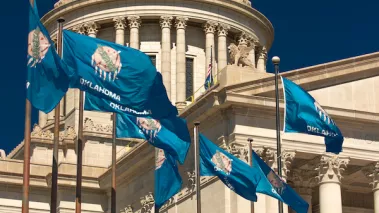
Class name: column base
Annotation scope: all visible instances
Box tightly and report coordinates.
[175,102,187,111]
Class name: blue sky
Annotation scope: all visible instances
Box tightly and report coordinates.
[0,0,378,153]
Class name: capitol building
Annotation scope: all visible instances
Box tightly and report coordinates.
[1,0,379,212]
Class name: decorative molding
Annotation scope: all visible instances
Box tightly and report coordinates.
[127,16,141,29]
[84,118,113,134]
[31,124,53,140]
[316,154,349,184]
[203,21,218,34]
[122,205,133,213]
[113,17,126,30]
[227,144,243,159]
[217,23,230,37]
[187,170,196,193]
[175,17,188,30]
[140,192,154,212]
[30,125,77,142]
[160,16,173,29]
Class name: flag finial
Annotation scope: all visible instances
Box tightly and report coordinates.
[272,56,280,65]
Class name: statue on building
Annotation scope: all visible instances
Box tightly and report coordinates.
[228,43,255,68]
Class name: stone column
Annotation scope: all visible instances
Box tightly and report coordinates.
[160,16,173,99]
[203,21,217,76]
[257,46,267,72]
[127,16,141,49]
[248,39,257,69]
[316,154,349,213]
[174,17,188,110]
[86,21,99,38]
[114,17,126,45]
[217,24,230,72]
[364,162,379,213]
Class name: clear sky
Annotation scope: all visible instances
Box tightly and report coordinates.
[0,0,378,153]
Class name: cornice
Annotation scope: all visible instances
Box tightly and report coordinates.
[228,52,379,96]
[41,0,273,49]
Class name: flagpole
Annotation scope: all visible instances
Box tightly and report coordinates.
[247,138,255,213]
[111,113,117,213]
[22,102,32,213]
[272,56,283,213]
[75,90,84,213]
[154,148,159,213]
[22,1,34,213]
[50,17,65,213]
[193,122,201,213]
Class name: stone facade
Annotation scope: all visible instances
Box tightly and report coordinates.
[0,0,378,213]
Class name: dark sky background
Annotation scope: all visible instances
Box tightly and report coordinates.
[0,0,378,153]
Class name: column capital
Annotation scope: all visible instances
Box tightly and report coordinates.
[73,23,86,35]
[257,46,268,60]
[127,16,141,29]
[217,23,230,37]
[362,162,379,190]
[85,21,99,36]
[113,16,126,30]
[316,154,349,184]
[237,32,253,46]
[203,21,218,34]
[262,148,296,180]
[175,16,188,30]
[160,16,173,29]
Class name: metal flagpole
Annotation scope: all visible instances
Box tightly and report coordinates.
[193,122,201,213]
[23,1,33,213]
[210,45,213,88]
[50,17,65,213]
[22,101,32,213]
[272,56,283,213]
[247,138,255,213]
[75,90,84,213]
[154,148,159,213]
[111,113,117,213]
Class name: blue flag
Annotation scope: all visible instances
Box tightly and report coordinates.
[154,149,182,209]
[199,134,261,202]
[27,1,70,113]
[204,51,213,90]
[114,109,191,164]
[63,30,177,118]
[281,77,344,153]
[252,152,309,213]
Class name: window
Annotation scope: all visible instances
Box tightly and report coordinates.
[149,55,156,67]
[186,58,194,100]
